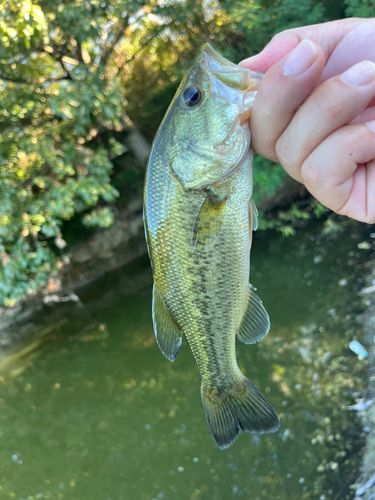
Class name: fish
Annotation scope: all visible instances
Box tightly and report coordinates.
[143,44,280,449]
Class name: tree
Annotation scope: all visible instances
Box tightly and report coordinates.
[0,0,232,305]
[0,0,368,306]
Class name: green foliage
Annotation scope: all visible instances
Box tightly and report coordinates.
[0,0,48,51]
[219,0,327,58]
[252,155,287,204]
[0,1,136,305]
[0,0,354,305]
[313,202,329,219]
[345,0,375,17]
[82,206,114,228]
[258,203,313,235]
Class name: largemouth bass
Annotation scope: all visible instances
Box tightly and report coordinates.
[143,44,280,449]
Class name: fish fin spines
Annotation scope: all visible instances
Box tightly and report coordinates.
[152,286,182,362]
[237,284,270,344]
[201,378,279,450]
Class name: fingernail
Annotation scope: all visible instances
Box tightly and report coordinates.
[340,61,375,86]
[283,40,317,77]
[365,120,375,133]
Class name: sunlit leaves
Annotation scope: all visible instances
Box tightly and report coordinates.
[0,0,353,305]
[82,206,115,228]
[0,0,48,50]
[0,1,132,305]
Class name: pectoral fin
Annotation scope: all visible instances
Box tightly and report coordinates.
[237,284,270,344]
[152,286,182,362]
[192,189,227,247]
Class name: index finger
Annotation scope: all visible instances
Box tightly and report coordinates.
[246,40,325,162]
[239,18,370,78]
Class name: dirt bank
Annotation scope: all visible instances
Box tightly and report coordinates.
[0,197,146,351]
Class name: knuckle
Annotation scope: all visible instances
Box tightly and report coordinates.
[269,30,299,46]
[275,132,299,169]
[324,102,343,121]
[320,86,349,120]
[300,158,323,192]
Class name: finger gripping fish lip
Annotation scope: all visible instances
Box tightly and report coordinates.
[200,43,261,93]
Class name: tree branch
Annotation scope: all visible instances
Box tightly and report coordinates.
[0,115,62,134]
[75,39,85,64]
[100,16,130,67]
[46,40,76,78]
[33,45,55,55]
[112,18,174,78]
[114,31,161,79]
[0,73,70,84]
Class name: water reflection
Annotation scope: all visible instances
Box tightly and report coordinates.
[0,219,373,500]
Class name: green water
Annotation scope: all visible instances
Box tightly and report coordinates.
[0,220,373,500]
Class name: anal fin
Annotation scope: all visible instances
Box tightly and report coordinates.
[152,286,182,361]
[237,284,270,344]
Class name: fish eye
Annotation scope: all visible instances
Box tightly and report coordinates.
[182,86,203,108]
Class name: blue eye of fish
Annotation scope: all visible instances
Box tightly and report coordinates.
[182,86,203,108]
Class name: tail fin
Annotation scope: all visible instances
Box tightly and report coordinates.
[201,378,279,450]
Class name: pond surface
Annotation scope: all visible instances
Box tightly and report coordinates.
[0,219,373,500]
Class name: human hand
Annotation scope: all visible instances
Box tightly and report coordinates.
[239,18,375,223]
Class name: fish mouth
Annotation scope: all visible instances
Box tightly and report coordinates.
[238,105,252,124]
[171,45,259,190]
[200,44,253,91]
[200,44,262,93]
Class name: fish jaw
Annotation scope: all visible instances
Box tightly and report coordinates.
[172,122,251,190]
[200,43,261,124]
[200,43,261,92]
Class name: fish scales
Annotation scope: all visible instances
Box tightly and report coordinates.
[144,44,280,449]
[147,156,250,383]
